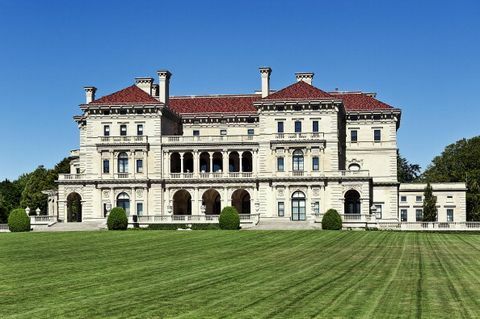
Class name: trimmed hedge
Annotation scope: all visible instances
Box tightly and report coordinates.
[322,209,342,230]
[107,207,128,230]
[147,223,220,230]
[8,208,31,232]
[219,206,240,230]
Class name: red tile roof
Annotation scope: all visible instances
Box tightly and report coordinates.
[169,95,259,114]
[330,92,394,111]
[263,81,334,100]
[90,85,162,105]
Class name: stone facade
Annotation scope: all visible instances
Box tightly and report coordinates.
[55,67,466,226]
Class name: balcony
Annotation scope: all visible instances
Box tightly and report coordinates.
[274,132,325,140]
[58,174,83,180]
[136,214,260,224]
[162,135,256,144]
[169,172,254,179]
[97,136,148,144]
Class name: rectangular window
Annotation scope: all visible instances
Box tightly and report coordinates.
[416,209,423,222]
[278,202,285,217]
[312,157,319,171]
[277,121,284,133]
[136,159,143,173]
[120,124,127,136]
[294,121,302,133]
[220,129,227,136]
[447,209,454,222]
[137,124,143,136]
[312,120,319,133]
[374,129,381,141]
[351,130,358,142]
[104,125,110,136]
[401,196,407,202]
[416,196,422,202]
[103,159,110,174]
[313,201,320,215]
[375,204,383,219]
[400,209,408,222]
[247,129,254,135]
[193,130,200,136]
[277,157,284,172]
[137,202,144,216]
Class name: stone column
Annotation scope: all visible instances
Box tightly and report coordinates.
[193,151,199,176]
[223,187,229,209]
[239,151,243,173]
[222,150,229,176]
[209,152,213,173]
[111,151,115,178]
[180,153,184,174]
[144,187,149,216]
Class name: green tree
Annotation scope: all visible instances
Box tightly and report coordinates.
[20,166,56,214]
[397,151,421,183]
[467,180,480,221]
[422,183,437,222]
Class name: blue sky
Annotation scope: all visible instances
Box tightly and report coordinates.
[0,0,479,180]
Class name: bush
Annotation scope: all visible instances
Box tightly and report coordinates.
[147,224,187,230]
[191,223,220,230]
[107,207,128,230]
[219,206,240,230]
[8,208,31,232]
[322,209,342,230]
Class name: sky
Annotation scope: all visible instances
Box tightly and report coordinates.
[0,0,479,180]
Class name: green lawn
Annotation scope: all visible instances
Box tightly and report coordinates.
[1,230,480,318]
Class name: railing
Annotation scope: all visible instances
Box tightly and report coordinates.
[98,136,148,143]
[115,173,130,179]
[169,172,254,179]
[162,135,257,144]
[136,214,260,224]
[0,224,9,232]
[274,132,325,140]
[58,174,83,180]
[375,222,480,231]
[30,215,56,225]
[315,213,374,223]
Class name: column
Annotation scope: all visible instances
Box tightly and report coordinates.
[222,150,229,175]
[239,151,243,173]
[129,151,135,177]
[194,187,200,215]
[111,151,115,178]
[180,153,184,174]
[223,187,229,209]
[144,187,149,216]
[131,187,136,223]
[252,150,257,176]
[193,151,199,176]
[209,152,213,173]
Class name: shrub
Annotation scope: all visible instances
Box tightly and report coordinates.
[191,223,220,230]
[147,224,187,230]
[8,208,31,232]
[219,206,240,230]
[322,209,342,230]
[107,207,128,230]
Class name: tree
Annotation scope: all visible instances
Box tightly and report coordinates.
[422,183,437,222]
[20,166,56,214]
[467,180,480,221]
[397,151,421,183]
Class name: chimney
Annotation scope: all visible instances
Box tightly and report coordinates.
[135,77,154,95]
[152,84,159,97]
[84,86,97,104]
[157,70,172,104]
[259,67,272,98]
[295,72,314,85]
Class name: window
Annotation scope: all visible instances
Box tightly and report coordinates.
[104,125,110,137]
[291,191,306,221]
[416,209,423,222]
[277,121,284,133]
[313,201,320,215]
[351,130,358,142]
[447,195,454,202]
[312,120,319,133]
[447,209,454,222]
[120,124,127,136]
[400,209,408,222]
[312,157,319,171]
[193,130,200,136]
[416,196,422,202]
[137,124,143,136]
[294,121,302,133]
[277,157,284,172]
[116,192,130,215]
[278,202,285,217]
[401,196,407,202]
[374,129,381,141]
[292,149,304,171]
[118,152,128,173]
[220,129,227,136]
[103,159,110,174]
[136,159,143,173]
[374,204,383,219]
[137,202,144,216]
[247,129,254,135]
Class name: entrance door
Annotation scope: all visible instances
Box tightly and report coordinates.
[291,191,306,221]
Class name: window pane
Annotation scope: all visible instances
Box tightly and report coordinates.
[277,157,284,171]
[416,209,423,222]
[136,160,143,173]
[120,125,127,136]
[193,130,200,136]
[137,203,144,216]
[312,121,319,132]
[294,121,302,133]
[103,160,110,174]
[278,202,285,217]
[277,122,284,133]
[104,125,110,136]
[312,157,319,171]
[401,209,408,222]
[137,125,143,136]
[248,129,254,135]
[351,130,357,142]
[374,129,381,141]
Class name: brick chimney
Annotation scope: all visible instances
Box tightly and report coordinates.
[259,67,272,98]
[295,72,314,85]
[157,70,172,104]
[84,86,97,104]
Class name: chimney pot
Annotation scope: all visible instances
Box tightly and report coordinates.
[259,67,272,98]
[295,72,314,85]
[84,86,97,104]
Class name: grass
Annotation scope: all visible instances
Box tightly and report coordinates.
[1,230,480,318]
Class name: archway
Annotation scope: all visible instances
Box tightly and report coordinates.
[212,152,223,172]
[116,192,130,215]
[170,152,181,173]
[173,190,192,215]
[242,151,253,172]
[199,152,210,172]
[67,192,82,222]
[231,189,251,214]
[202,189,221,214]
[291,191,306,221]
[183,152,194,173]
[229,152,240,172]
[344,190,361,214]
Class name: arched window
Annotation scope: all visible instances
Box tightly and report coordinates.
[291,191,306,221]
[118,152,128,173]
[293,150,304,171]
[344,190,361,214]
[116,192,130,215]
[348,163,361,171]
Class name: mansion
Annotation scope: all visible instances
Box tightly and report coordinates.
[54,67,466,228]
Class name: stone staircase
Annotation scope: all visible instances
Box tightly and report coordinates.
[39,220,107,232]
[249,218,320,230]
